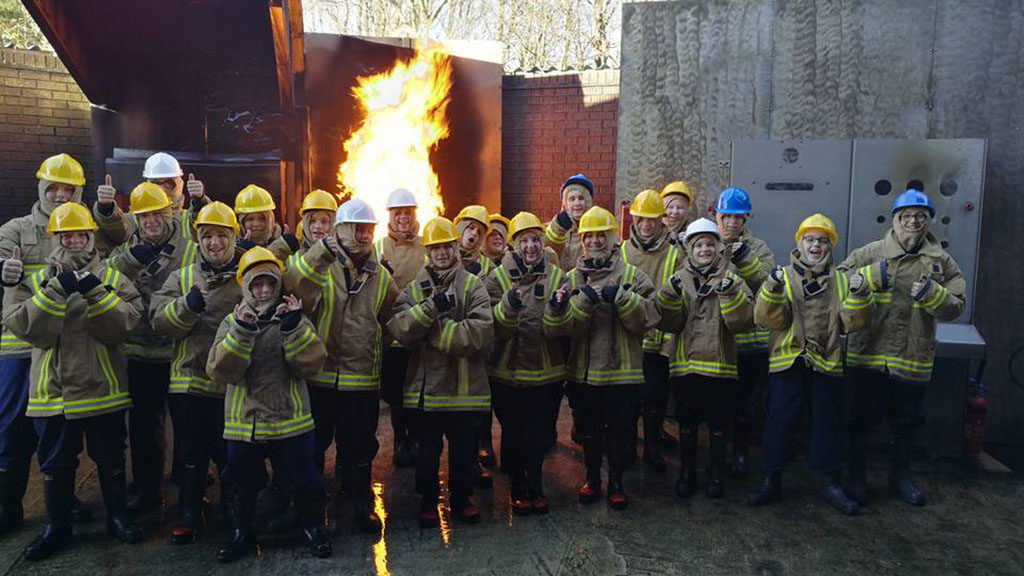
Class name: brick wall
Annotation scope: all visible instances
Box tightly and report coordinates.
[0,49,93,223]
[501,70,619,221]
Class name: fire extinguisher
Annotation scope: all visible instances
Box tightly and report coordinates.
[619,201,632,242]
[962,356,988,461]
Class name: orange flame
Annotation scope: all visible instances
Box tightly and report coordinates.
[338,48,452,239]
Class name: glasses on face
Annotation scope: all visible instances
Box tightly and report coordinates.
[899,212,929,223]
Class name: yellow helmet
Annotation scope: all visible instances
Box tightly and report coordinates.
[236,246,285,285]
[421,217,459,247]
[194,201,240,233]
[661,181,694,204]
[507,212,544,240]
[300,189,339,215]
[488,213,510,233]
[36,153,86,187]
[629,189,665,218]
[577,206,617,235]
[129,182,171,214]
[234,184,276,214]
[46,202,97,234]
[453,205,490,231]
[295,220,304,243]
[794,213,838,245]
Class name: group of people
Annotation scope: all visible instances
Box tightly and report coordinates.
[0,152,966,562]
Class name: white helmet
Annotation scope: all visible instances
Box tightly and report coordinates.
[336,198,377,225]
[142,152,183,179]
[683,218,721,244]
[386,188,417,209]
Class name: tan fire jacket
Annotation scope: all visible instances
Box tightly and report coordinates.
[0,202,127,358]
[837,230,966,383]
[374,234,427,291]
[283,240,398,391]
[656,265,754,379]
[106,217,199,362]
[484,252,567,387]
[544,217,584,272]
[620,230,684,357]
[149,257,243,397]
[755,257,875,377]
[207,310,325,442]
[2,259,141,419]
[727,228,775,352]
[387,265,494,412]
[544,254,660,386]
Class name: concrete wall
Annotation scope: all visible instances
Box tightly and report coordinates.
[501,70,619,219]
[0,48,93,223]
[616,0,1024,446]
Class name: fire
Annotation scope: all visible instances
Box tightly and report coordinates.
[337,48,453,239]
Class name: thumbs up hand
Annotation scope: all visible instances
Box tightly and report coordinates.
[2,246,23,285]
[96,174,116,205]
[186,173,204,199]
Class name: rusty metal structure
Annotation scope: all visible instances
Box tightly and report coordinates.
[22,0,502,225]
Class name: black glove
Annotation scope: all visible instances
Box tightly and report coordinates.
[279,309,301,332]
[549,291,567,310]
[770,266,785,284]
[185,286,206,313]
[600,284,619,304]
[432,292,454,314]
[129,242,161,265]
[670,274,683,295]
[76,273,101,294]
[56,271,78,294]
[730,242,751,262]
[321,238,336,256]
[237,238,258,251]
[579,284,599,304]
[282,233,300,253]
[190,195,205,211]
[96,202,114,217]
[465,261,482,275]
[555,210,573,230]
[506,289,523,311]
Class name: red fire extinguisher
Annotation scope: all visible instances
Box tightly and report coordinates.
[619,201,632,242]
[962,357,988,461]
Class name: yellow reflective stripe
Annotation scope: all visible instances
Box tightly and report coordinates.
[657,289,684,311]
[440,319,456,352]
[31,288,66,317]
[162,301,192,330]
[569,299,590,321]
[495,266,512,293]
[62,393,131,414]
[736,257,761,277]
[289,378,302,420]
[36,348,53,402]
[94,345,120,394]
[490,365,567,383]
[222,331,252,359]
[846,352,933,373]
[409,303,432,327]
[542,311,570,327]
[923,283,947,311]
[374,239,385,260]
[719,290,746,314]
[493,301,516,327]
[545,223,566,244]
[758,286,786,304]
[86,291,120,318]
[617,291,641,316]
[284,326,316,358]
[374,269,389,314]
[295,253,329,286]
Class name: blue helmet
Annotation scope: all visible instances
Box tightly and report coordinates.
[560,173,594,197]
[715,187,752,215]
[891,189,935,216]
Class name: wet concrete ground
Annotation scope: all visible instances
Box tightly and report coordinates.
[1,402,1021,576]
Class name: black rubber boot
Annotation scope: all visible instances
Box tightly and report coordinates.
[216,490,257,563]
[675,430,697,498]
[265,485,298,535]
[844,432,870,505]
[98,468,144,544]
[510,478,532,516]
[820,470,859,516]
[747,470,782,506]
[351,464,382,534]
[393,440,415,468]
[299,492,332,559]
[24,474,74,561]
[170,465,205,545]
[706,433,726,499]
[478,413,496,468]
[889,437,926,506]
[578,436,602,504]
[473,463,493,490]
[219,477,235,526]
[0,466,29,536]
[643,417,666,473]
[70,494,93,524]
[125,484,160,515]
[730,417,750,479]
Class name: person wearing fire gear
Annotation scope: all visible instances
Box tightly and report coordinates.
[374,188,427,468]
[838,189,966,507]
[387,216,494,527]
[269,189,338,261]
[661,181,697,245]
[714,187,774,479]
[106,183,198,514]
[484,213,510,266]
[484,212,566,515]
[2,203,144,560]
[620,190,684,473]
[545,206,660,510]
[0,153,126,537]
[657,218,754,499]
[284,198,398,535]
[234,184,282,249]
[150,202,243,545]
[747,214,874,515]
[207,246,331,563]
